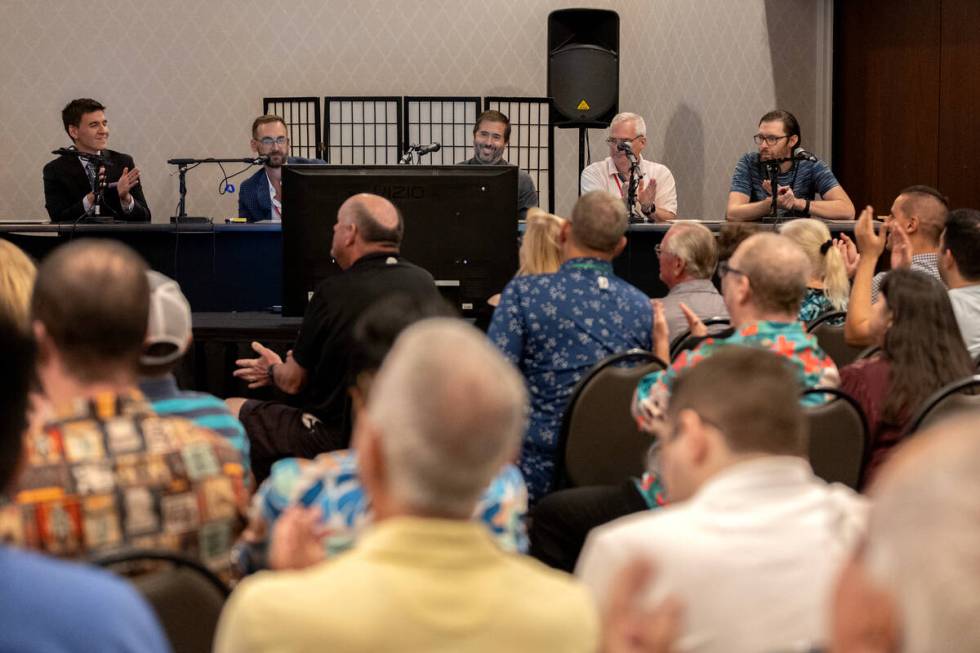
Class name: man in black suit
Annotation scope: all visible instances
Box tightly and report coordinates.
[43,98,150,222]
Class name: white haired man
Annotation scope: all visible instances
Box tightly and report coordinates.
[580,112,678,222]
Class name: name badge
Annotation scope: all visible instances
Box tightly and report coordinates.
[598,276,609,290]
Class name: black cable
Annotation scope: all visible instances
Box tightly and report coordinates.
[217,162,256,195]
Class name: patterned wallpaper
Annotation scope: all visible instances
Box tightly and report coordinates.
[0,0,827,222]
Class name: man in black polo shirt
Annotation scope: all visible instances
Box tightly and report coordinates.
[229,193,439,482]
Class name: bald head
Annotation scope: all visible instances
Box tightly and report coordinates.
[861,413,980,653]
[339,193,403,247]
[730,233,810,316]
[895,186,948,246]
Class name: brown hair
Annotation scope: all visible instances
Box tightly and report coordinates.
[473,110,511,142]
[897,185,949,246]
[62,98,106,137]
[669,345,808,456]
[31,240,150,382]
[251,114,288,138]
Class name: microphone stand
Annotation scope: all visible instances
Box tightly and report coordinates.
[764,160,781,222]
[166,157,265,223]
[625,149,644,223]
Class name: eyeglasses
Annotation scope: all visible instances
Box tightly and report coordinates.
[257,136,288,147]
[718,260,748,279]
[753,134,789,146]
[605,136,642,147]
[655,244,671,257]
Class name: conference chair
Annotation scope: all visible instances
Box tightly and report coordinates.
[94,549,230,653]
[800,387,869,490]
[904,374,980,435]
[553,349,666,490]
[806,311,865,368]
[669,318,733,361]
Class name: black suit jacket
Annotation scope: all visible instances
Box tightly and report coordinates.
[43,149,151,222]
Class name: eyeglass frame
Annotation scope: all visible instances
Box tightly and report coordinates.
[752,134,790,146]
[717,260,748,279]
[605,135,644,147]
[255,136,289,147]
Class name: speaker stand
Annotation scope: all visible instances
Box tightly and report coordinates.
[577,127,589,195]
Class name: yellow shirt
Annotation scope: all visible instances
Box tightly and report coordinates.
[215,516,599,653]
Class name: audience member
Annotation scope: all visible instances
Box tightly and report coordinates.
[829,413,980,653]
[43,98,150,222]
[781,218,849,322]
[489,190,653,502]
[715,222,762,265]
[459,109,538,219]
[10,240,247,573]
[234,296,529,574]
[578,347,867,653]
[0,316,170,653]
[939,208,980,357]
[488,207,564,308]
[581,112,678,221]
[215,319,599,653]
[0,240,36,333]
[238,114,325,222]
[229,193,440,483]
[656,221,728,343]
[840,268,973,486]
[138,271,250,470]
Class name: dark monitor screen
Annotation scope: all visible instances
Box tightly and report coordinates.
[280,165,519,317]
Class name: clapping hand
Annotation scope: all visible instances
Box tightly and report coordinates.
[116,166,141,203]
[854,205,886,260]
[834,233,861,279]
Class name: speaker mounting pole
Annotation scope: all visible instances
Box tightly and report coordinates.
[578,127,588,195]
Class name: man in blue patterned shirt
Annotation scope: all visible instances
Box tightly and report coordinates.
[489,191,653,502]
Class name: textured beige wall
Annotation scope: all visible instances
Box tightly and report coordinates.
[0,0,825,222]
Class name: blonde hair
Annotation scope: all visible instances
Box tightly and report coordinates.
[0,240,37,332]
[780,219,849,311]
[518,208,564,276]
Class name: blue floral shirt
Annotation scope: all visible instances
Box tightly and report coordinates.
[488,258,653,501]
[799,288,846,325]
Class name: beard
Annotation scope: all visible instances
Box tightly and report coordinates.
[265,152,286,168]
[475,144,503,164]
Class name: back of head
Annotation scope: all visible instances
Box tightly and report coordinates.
[665,221,718,280]
[866,414,980,653]
[0,240,37,333]
[944,208,980,282]
[518,208,564,276]
[569,191,628,254]
[366,318,527,518]
[668,346,808,456]
[897,185,949,246]
[346,193,404,248]
[878,268,973,424]
[32,240,149,383]
[717,222,763,263]
[779,218,849,310]
[62,98,105,136]
[734,232,811,316]
[0,315,34,493]
[139,271,193,376]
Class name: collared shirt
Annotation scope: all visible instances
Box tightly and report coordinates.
[871,252,942,303]
[216,516,600,653]
[2,389,248,574]
[580,156,678,215]
[266,174,281,222]
[488,257,653,501]
[729,152,841,217]
[661,278,729,343]
[949,284,980,357]
[236,451,528,573]
[578,457,867,653]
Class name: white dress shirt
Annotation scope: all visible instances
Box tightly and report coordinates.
[580,156,678,215]
[949,284,980,357]
[577,456,867,653]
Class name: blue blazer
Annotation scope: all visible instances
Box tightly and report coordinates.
[237,156,323,222]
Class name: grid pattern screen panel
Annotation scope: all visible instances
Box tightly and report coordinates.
[262,97,322,160]
[324,97,402,165]
[404,97,480,166]
[485,97,553,212]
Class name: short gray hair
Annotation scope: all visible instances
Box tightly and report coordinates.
[664,221,718,279]
[866,413,980,653]
[366,318,528,518]
[610,112,646,136]
[733,233,810,316]
[570,191,628,253]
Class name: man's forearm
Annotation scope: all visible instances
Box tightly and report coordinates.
[844,258,877,346]
[726,199,770,221]
[807,199,856,221]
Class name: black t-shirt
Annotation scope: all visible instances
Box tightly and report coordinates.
[291,252,439,439]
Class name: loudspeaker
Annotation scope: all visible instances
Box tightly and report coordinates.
[548,9,620,128]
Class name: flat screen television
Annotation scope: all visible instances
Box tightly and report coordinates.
[280,165,519,317]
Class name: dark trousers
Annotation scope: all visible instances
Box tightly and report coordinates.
[529,480,649,573]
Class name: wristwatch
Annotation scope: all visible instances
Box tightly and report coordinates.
[641,203,656,217]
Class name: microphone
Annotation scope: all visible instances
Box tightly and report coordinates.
[617,141,633,153]
[416,143,441,156]
[793,147,818,162]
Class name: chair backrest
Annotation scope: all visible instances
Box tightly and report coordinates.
[905,374,980,435]
[806,311,865,368]
[94,549,230,653]
[554,350,666,489]
[800,387,869,490]
[669,318,732,361]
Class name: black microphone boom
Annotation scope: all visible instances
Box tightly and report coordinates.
[416,143,441,156]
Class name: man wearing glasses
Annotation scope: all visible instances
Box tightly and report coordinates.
[459,110,538,220]
[580,112,678,222]
[238,115,324,222]
[727,109,854,222]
